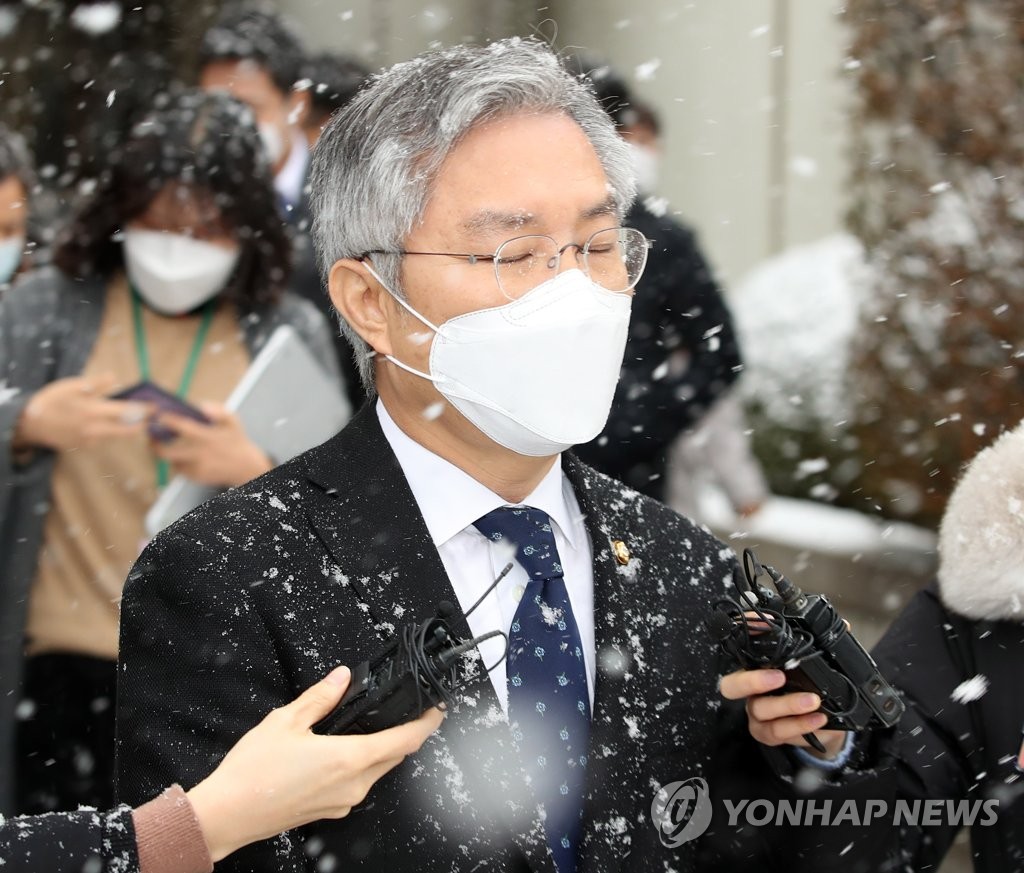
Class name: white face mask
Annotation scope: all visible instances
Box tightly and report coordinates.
[123,229,240,315]
[627,142,660,194]
[365,266,632,456]
[0,234,25,284]
[258,123,286,166]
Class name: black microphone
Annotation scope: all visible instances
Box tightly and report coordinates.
[435,600,458,621]
[312,565,514,736]
[706,610,734,642]
[709,548,905,757]
[465,561,514,618]
[435,630,506,671]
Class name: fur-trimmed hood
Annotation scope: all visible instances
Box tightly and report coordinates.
[938,421,1024,622]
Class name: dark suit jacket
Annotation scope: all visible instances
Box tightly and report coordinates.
[115,406,891,872]
[0,806,138,872]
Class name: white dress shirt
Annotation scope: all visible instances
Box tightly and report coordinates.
[376,401,596,713]
[274,132,310,213]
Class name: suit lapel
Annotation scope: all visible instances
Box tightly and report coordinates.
[564,455,648,871]
[302,406,556,873]
[303,405,475,643]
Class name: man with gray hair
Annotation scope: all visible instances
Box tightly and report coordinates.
[116,38,877,873]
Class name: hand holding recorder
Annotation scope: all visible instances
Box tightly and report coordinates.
[713,549,904,759]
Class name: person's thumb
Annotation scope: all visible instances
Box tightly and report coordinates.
[197,401,233,424]
[84,372,118,395]
[288,666,351,727]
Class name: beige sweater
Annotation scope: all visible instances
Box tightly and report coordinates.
[25,275,249,659]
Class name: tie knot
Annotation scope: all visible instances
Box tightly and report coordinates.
[473,506,564,581]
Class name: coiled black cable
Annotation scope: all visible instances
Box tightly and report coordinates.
[402,617,508,715]
[712,549,861,720]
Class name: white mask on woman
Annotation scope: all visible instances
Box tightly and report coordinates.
[0,234,25,284]
[123,229,240,315]
[627,142,661,194]
[364,265,632,456]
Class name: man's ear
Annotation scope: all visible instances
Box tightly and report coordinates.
[328,259,393,357]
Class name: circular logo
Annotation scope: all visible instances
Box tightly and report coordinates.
[651,777,713,848]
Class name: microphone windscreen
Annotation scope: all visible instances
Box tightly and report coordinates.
[435,600,458,620]
[706,610,735,641]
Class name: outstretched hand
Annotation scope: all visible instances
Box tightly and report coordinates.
[720,668,847,758]
[186,667,445,862]
[13,374,150,452]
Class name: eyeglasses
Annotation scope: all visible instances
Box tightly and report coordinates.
[360,226,650,300]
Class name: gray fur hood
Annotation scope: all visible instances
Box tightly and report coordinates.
[938,421,1024,622]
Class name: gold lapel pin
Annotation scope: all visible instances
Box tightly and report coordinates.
[612,540,630,565]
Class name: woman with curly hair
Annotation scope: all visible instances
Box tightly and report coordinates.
[0,89,341,816]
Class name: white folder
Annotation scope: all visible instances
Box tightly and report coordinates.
[145,325,352,536]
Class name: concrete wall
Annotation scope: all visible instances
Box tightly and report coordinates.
[275,0,536,65]
[546,0,853,287]
[276,0,853,287]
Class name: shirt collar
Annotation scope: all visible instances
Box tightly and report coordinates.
[376,399,578,551]
[274,132,310,209]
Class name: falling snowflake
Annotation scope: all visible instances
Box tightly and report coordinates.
[70,1,122,35]
[634,59,661,82]
[950,674,989,704]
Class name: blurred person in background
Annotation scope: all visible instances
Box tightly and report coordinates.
[1,666,442,873]
[199,5,363,408]
[199,6,310,226]
[0,89,341,817]
[567,58,742,503]
[0,126,35,291]
[667,387,769,521]
[301,51,371,148]
[632,92,767,521]
[871,421,1024,871]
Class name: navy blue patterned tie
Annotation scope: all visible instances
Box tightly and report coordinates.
[474,506,590,873]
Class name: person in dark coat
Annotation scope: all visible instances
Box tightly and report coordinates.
[114,38,881,873]
[568,66,742,502]
[873,421,1024,872]
[577,199,742,500]
[198,7,364,409]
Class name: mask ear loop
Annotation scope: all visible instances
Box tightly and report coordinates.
[361,259,444,334]
[363,257,519,337]
[361,259,446,384]
[366,348,444,384]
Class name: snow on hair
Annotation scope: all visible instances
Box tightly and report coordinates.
[309,37,636,394]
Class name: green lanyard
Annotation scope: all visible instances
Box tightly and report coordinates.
[130,287,216,488]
